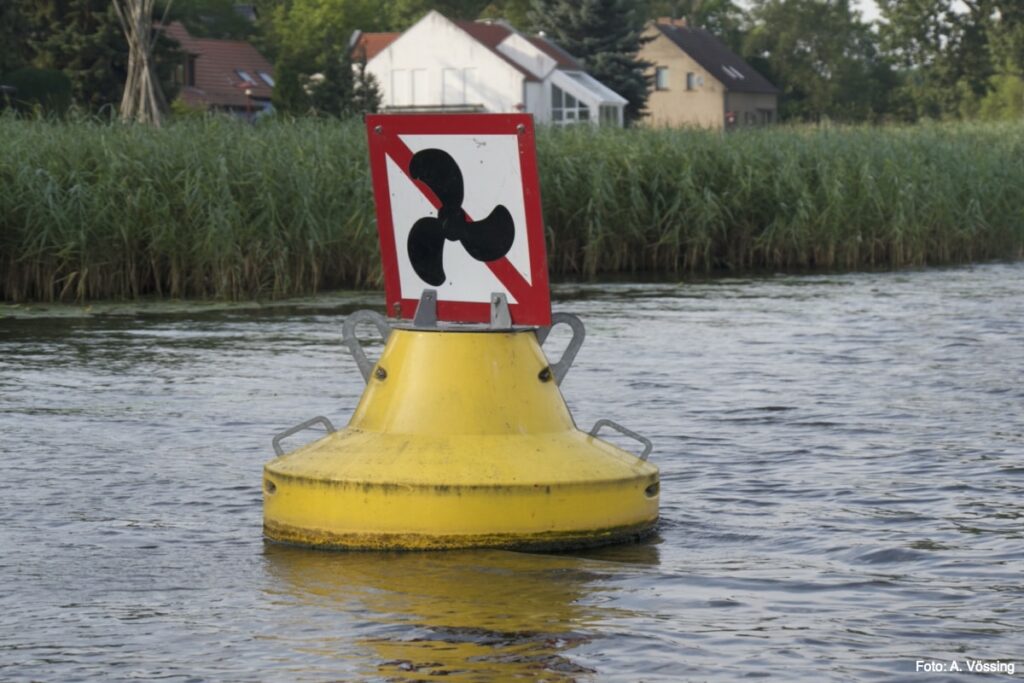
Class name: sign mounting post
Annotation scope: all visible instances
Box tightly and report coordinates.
[366,114,551,327]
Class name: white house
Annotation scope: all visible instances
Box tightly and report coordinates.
[351,11,627,126]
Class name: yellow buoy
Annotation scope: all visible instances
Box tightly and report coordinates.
[263,320,659,551]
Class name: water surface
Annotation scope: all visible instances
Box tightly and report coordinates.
[1,263,1022,681]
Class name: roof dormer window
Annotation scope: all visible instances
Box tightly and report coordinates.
[236,69,257,85]
[721,65,745,80]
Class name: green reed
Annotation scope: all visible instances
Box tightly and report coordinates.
[2,115,1022,302]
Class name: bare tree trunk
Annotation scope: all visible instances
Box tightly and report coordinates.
[113,0,173,126]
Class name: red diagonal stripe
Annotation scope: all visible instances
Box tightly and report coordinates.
[379,134,532,305]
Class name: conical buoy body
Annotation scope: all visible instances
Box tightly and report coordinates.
[263,328,659,550]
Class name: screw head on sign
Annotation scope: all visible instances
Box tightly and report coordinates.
[374,367,388,381]
[374,125,383,134]
[538,367,552,382]
[516,124,526,134]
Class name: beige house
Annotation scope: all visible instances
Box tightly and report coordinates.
[641,19,779,129]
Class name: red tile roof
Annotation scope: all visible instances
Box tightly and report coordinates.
[451,20,537,81]
[164,22,274,109]
[351,32,400,61]
[525,35,582,70]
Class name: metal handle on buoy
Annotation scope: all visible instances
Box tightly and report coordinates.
[272,416,337,457]
[536,312,585,385]
[343,310,393,383]
[589,419,653,461]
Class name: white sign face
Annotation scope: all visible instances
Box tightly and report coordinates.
[366,114,551,326]
[387,133,531,303]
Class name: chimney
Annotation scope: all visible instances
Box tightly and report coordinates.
[657,16,687,27]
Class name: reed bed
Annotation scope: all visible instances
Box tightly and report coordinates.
[2,116,1022,302]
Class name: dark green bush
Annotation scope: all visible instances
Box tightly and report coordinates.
[0,67,73,115]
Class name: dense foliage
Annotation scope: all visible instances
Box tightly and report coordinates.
[2,116,1022,302]
[744,0,898,122]
[2,0,1022,123]
[0,0,179,114]
[530,0,653,125]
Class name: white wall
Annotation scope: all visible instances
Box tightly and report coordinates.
[367,11,526,113]
[524,81,545,122]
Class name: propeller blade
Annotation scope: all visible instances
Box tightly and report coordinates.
[459,204,515,263]
[409,149,463,208]
[407,217,447,286]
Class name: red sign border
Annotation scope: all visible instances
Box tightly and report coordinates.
[365,113,551,327]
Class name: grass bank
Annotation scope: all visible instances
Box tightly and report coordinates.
[2,116,1022,302]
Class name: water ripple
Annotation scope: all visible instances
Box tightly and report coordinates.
[2,263,1023,681]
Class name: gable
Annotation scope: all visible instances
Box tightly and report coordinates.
[653,23,778,95]
[367,12,531,83]
[451,19,538,81]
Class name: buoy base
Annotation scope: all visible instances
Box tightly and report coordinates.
[263,429,659,551]
[263,518,656,552]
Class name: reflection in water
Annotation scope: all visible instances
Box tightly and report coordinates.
[262,546,623,681]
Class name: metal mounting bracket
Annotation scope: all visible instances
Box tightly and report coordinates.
[490,293,512,329]
[412,289,438,328]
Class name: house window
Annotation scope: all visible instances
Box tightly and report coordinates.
[258,71,275,87]
[599,105,618,126]
[686,72,697,90]
[551,84,589,124]
[411,69,427,105]
[236,69,256,85]
[177,55,198,87]
[655,67,669,90]
[443,68,463,105]
[391,69,410,106]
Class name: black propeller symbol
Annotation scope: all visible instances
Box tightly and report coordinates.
[407,148,515,286]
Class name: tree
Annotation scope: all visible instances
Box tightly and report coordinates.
[257,0,380,112]
[17,0,179,113]
[24,0,131,112]
[273,28,381,117]
[350,53,382,114]
[479,0,535,30]
[877,0,997,119]
[643,0,747,52]
[745,0,896,122]
[986,1,1024,75]
[0,2,31,77]
[383,0,492,28]
[167,0,256,39]
[530,0,653,124]
[978,73,1024,119]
